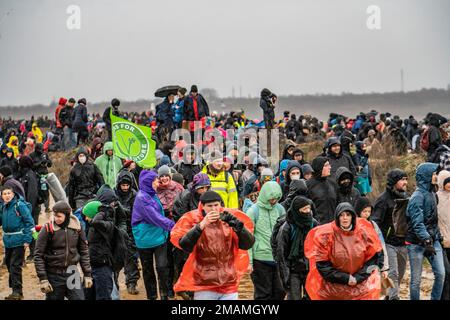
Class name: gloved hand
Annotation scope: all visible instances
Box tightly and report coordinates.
[220,211,244,233]
[84,277,93,289]
[40,280,53,294]
[423,240,436,259]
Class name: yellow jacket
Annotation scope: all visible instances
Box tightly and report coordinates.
[7,136,20,158]
[201,165,239,209]
[32,124,43,143]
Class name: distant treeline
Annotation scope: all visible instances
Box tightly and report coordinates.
[1,88,449,121]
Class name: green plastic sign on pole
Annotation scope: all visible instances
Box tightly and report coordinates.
[111,111,157,168]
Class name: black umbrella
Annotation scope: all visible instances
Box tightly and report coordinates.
[154,85,181,98]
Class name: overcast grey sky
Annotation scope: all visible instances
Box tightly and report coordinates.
[0,0,449,106]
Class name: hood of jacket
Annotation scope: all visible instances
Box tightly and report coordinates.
[311,156,329,180]
[116,170,134,189]
[326,137,342,157]
[336,166,354,185]
[51,214,81,232]
[96,185,118,205]
[76,146,89,158]
[415,162,439,192]
[287,179,308,198]
[257,181,282,210]
[92,137,103,150]
[34,143,44,154]
[139,170,157,196]
[334,202,357,231]
[285,160,302,185]
[437,170,450,192]
[58,97,68,106]
[103,141,114,154]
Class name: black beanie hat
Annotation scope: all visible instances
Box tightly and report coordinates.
[111,98,120,107]
[190,85,198,93]
[387,169,407,187]
[292,196,312,212]
[52,201,72,215]
[0,166,13,178]
[311,156,329,178]
[78,98,87,105]
[199,191,223,204]
[354,197,372,217]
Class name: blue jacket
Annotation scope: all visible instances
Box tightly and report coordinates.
[155,99,174,126]
[172,99,184,124]
[406,162,440,244]
[0,196,34,248]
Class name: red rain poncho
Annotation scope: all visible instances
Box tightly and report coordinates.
[170,205,254,294]
[304,218,382,300]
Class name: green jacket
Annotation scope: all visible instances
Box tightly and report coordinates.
[246,181,285,264]
[94,142,123,188]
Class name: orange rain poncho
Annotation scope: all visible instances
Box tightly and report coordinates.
[170,205,254,294]
[304,217,382,300]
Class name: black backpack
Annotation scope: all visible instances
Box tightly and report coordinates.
[110,225,129,272]
[392,198,409,237]
[270,214,288,260]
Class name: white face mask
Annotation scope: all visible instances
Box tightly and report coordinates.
[78,155,87,164]
[290,174,300,181]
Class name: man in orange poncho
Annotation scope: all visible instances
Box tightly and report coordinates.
[170,190,254,300]
[304,202,383,300]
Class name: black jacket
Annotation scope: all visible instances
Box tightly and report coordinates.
[325,138,356,178]
[114,171,137,235]
[260,89,274,126]
[306,177,337,224]
[280,161,303,201]
[335,167,361,207]
[183,94,210,121]
[58,105,74,128]
[67,150,105,207]
[275,216,318,288]
[87,209,115,267]
[172,190,199,222]
[281,179,309,212]
[372,187,408,247]
[29,144,52,175]
[72,103,88,131]
[173,162,202,188]
[17,168,40,216]
[155,99,174,126]
[0,155,19,177]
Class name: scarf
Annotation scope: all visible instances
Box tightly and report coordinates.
[288,212,313,261]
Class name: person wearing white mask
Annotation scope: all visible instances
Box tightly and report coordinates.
[67,147,105,210]
[280,161,302,202]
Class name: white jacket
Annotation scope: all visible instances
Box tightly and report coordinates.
[437,170,450,248]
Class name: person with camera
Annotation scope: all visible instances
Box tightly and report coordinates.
[170,190,254,300]
[30,143,53,213]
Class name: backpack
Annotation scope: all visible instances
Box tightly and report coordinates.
[392,198,409,237]
[270,217,315,265]
[270,215,287,259]
[111,225,129,272]
[420,128,430,151]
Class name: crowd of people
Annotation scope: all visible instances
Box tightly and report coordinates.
[1,86,450,301]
